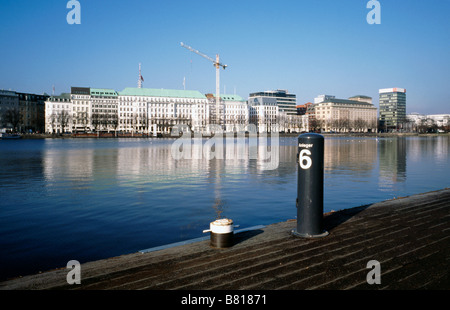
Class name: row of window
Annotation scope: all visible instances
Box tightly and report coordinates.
[122,97,206,104]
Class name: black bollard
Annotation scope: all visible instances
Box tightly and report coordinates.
[292,133,328,238]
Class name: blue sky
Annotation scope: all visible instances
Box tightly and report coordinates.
[1,0,449,114]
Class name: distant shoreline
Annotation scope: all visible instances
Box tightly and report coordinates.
[12,132,450,140]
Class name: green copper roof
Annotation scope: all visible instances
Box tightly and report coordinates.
[213,94,245,102]
[119,87,206,99]
[49,93,71,100]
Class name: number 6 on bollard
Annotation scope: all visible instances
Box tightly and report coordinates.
[298,149,312,169]
[292,133,328,238]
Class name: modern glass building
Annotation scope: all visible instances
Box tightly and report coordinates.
[379,88,406,131]
[249,89,297,115]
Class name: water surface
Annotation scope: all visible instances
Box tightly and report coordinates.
[0,135,448,280]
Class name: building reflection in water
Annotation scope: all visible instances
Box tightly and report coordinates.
[378,137,407,191]
[42,137,381,201]
[41,136,449,216]
[324,138,377,177]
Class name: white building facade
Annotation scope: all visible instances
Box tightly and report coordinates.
[248,96,278,133]
[223,95,249,132]
[45,93,73,133]
[89,88,119,133]
[45,86,320,135]
[407,113,450,128]
[118,88,209,134]
[46,87,119,134]
[206,94,249,132]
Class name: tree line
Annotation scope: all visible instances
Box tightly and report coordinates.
[308,117,377,133]
[0,106,45,133]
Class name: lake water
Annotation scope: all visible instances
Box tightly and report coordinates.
[0,135,449,280]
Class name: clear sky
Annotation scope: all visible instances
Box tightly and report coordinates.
[1,0,449,114]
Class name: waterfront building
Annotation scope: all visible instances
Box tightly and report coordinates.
[17,92,49,133]
[1,90,48,133]
[406,112,425,125]
[117,88,150,134]
[249,90,297,116]
[379,87,407,131]
[205,93,224,127]
[248,96,278,132]
[89,88,119,133]
[407,113,450,131]
[0,90,19,131]
[46,87,119,134]
[296,102,313,116]
[424,114,450,128]
[206,93,249,132]
[279,113,309,132]
[223,94,250,132]
[119,87,209,134]
[43,85,314,134]
[313,95,378,132]
[70,87,92,133]
[45,93,72,134]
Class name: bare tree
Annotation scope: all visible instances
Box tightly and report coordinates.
[2,107,21,132]
[91,112,100,132]
[353,118,367,132]
[316,118,324,132]
[35,105,45,133]
[368,119,377,133]
[110,114,119,136]
[49,111,58,133]
[333,117,350,133]
[342,117,351,132]
[75,112,89,132]
[308,117,320,132]
[100,113,109,132]
[325,118,334,132]
[139,112,148,134]
[58,110,71,133]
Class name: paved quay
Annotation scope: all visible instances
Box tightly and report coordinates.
[1,188,449,290]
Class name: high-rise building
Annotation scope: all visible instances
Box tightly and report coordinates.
[379,88,406,131]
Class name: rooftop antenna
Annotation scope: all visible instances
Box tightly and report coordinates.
[138,63,144,88]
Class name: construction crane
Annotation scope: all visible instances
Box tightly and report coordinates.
[180,42,227,125]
